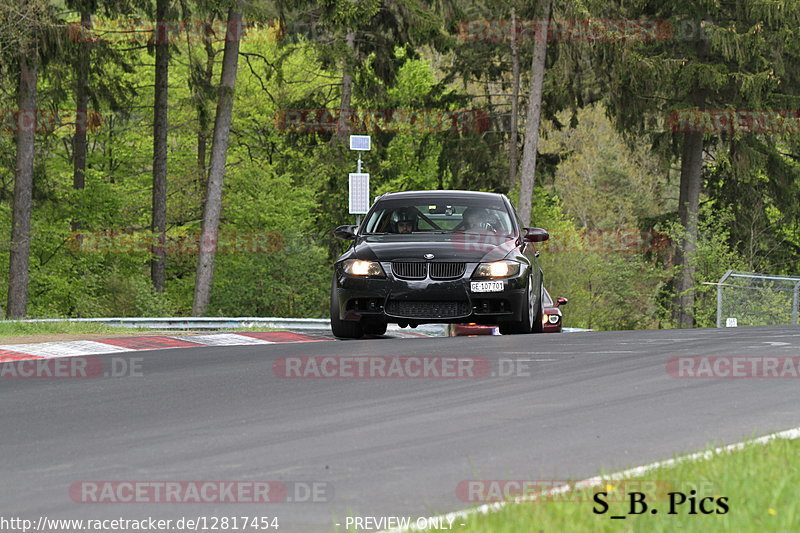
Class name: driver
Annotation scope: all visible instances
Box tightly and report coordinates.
[394,208,417,234]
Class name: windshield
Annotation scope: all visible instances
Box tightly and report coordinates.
[362,196,514,236]
[542,288,554,307]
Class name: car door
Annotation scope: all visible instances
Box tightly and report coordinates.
[506,197,543,302]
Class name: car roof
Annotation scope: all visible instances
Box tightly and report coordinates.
[376,190,507,201]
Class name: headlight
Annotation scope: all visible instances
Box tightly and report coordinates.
[548,314,560,324]
[473,260,521,279]
[343,259,385,277]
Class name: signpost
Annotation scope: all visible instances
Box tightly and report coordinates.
[348,173,370,214]
[349,135,371,152]
[348,135,371,225]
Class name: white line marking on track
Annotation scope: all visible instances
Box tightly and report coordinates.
[169,333,275,346]
[0,341,133,358]
[377,425,800,533]
[500,351,634,355]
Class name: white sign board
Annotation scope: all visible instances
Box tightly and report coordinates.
[349,173,370,214]
[725,317,738,327]
[349,135,371,151]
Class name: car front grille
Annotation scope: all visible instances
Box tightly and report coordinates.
[392,261,466,280]
[386,300,471,319]
[429,262,466,280]
[392,261,427,280]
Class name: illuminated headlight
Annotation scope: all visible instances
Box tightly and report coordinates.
[343,259,385,277]
[548,314,560,324]
[473,261,521,279]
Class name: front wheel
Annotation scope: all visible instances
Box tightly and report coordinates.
[330,275,363,339]
[499,275,541,335]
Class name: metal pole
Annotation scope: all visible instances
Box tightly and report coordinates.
[717,270,733,328]
[356,153,362,227]
[793,281,799,326]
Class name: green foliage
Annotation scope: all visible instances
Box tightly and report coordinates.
[533,190,667,331]
[540,104,673,230]
[0,0,798,329]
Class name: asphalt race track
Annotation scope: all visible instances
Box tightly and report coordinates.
[2,326,800,532]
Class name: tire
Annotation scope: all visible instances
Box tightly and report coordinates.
[499,274,540,335]
[330,275,363,339]
[363,320,388,336]
[532,278,544,334]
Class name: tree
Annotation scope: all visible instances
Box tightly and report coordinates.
[2,0,60,318]
[193,0,244,315]
[517,0,551,227]
[7,54,37,318]
[507,7,520,190]
[71,7,91,229]
[151,0,170,292]
[597,0,800,327]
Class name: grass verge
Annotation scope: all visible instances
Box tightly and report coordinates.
[444,435,799,532]
[0,321,135,339]
[0,321,285,340]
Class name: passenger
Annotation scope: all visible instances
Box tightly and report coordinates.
[461,207,496,232]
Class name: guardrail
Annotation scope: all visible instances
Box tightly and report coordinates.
[15,317,332,330]
[9,318,592,334]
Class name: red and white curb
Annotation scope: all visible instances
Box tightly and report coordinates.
[0,332,330,362]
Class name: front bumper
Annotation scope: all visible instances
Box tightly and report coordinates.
[333,261,529,325]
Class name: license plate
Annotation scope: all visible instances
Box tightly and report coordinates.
[471,281,504,293]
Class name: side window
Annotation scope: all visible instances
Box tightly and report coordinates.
[507,202,524,235]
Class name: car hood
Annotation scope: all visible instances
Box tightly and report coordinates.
[346,233,518,263]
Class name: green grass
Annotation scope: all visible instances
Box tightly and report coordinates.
[0,321,137,338]
[448,436,799,533]
[0,321,286,339]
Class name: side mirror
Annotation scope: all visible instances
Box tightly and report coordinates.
[334,225,358,240]
[523,227,549,242]
[556,297,568,307]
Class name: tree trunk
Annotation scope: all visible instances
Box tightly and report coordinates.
[151,0,169,292]
[72,10,90,232]
[197,34,215,181]
[517,0,551,227]
[508,7,520,191]
[7,55,37,319]
[192,2,243,316]
[336,30,355,139]
[673,130,704,328]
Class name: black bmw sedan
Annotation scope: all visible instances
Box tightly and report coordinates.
[330,190,549,338]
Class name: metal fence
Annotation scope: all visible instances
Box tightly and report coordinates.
[18,317,331,330]
[716,270,800,328]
